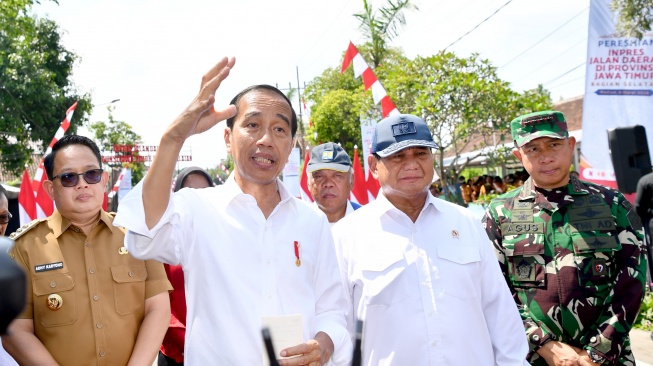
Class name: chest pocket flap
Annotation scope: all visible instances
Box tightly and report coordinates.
[33,272,75,295]
[504,235,546,288]
[111,264,148,283]
[33,273,77,327]
[436,244,481,264]
[358,248,409,306]
[111,265,147,315]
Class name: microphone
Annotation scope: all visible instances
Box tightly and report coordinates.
[262,327,280,366]
[351,320,363,366]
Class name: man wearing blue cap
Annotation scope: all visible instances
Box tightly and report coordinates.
[332,114,528,365]
[307,142,361,225]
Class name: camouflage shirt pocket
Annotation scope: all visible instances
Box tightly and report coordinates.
[504,233,546,288]
[570,230,621,287]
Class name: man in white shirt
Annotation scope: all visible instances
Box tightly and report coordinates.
[114,58,351,365]
[307,142,361,225]
[332,114,529,366]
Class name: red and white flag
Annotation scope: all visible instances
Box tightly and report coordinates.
[108,168,125,198]
[35,182,54,218]
[342,41,398,201]
[350,146,369,205]
[32,101,78,217]
[32,101,78,192]
[299,149,313,202]
[341,42,399,118]
[18,168,37,226]
[366,166,380,200]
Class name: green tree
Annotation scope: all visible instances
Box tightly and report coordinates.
[354,0,418,67]
[87,106,145,186]
[0,0,92,175]
[384,52,552,190]
[612,0,653,39]
[308,89,367,154]
[306,50,552,193]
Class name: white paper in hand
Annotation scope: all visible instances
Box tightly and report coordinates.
[262,314,303,366]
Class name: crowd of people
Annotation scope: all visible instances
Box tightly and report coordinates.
[430,171,533,204]
[0,57,649,366]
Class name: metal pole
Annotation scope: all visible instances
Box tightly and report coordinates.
[296,66,306,155]
[296,66,303,130]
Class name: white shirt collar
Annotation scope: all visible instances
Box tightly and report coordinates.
[372,190,438,219]
[223,172,296,210]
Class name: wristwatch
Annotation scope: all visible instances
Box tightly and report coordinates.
[587,349,607,365]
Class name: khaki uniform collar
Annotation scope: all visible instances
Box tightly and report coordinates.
[51,209,112,238]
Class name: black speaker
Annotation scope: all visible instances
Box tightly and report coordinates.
[608,125,652,194]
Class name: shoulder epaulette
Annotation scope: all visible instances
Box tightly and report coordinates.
[9,218,46,240]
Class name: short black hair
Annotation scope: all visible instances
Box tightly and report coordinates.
[44,135,102,180]
[226,84,298,138]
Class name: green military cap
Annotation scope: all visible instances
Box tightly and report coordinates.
[510,110,569,147]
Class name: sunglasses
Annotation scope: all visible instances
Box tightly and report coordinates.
[0,212,12,225]
[52,169,104,188]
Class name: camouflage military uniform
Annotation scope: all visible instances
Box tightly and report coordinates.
[483,173,647,365]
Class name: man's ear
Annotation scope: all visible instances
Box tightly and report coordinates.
[512,148,523,164]
[368,155,380,180]
[43,180,55,200]
[568,136,576,150]
[101,171,110,187]
[288,136,296,156]
[349,171,355,192]
[224,128,232,154]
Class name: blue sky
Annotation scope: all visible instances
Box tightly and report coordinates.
[35,0,590,169]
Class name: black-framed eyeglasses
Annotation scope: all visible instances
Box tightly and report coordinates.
[52,169,103,188]
[0,212,12,224]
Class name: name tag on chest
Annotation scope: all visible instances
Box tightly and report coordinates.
[501,222,544,234]
[35,262,64,273]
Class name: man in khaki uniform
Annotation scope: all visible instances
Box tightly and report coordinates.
[1,135,172,366]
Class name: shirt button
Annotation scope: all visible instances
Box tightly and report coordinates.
[431,341,437,347]
[85,243,90,247]
[96,322,103,329]
[99,350,105,357]
[93,295,99,301]
[89,268,95,274]
[590,336,597,343]
[50,281,56,288]
[128,271,134,277]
